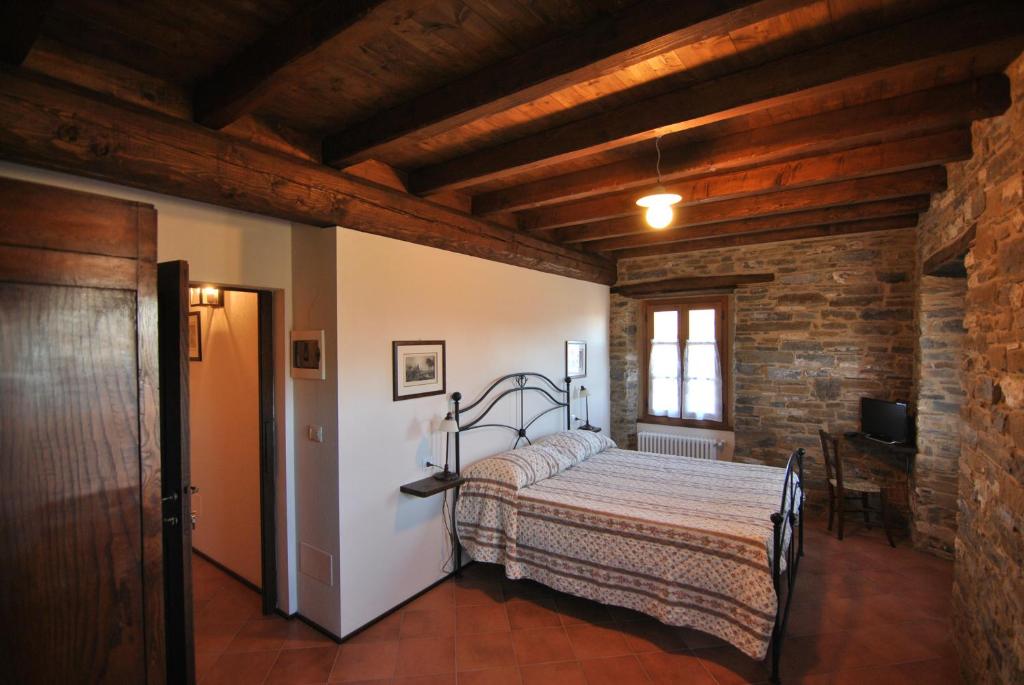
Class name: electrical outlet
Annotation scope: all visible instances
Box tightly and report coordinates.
[307,425,324,443]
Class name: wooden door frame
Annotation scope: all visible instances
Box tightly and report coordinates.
[188,283,278,614]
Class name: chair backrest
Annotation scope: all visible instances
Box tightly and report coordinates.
[818,429,844,489]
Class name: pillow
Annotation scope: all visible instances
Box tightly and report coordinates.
[462,443,568,491]
[534,429,617,464]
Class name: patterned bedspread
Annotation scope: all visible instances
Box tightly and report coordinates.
[455,433,799,660]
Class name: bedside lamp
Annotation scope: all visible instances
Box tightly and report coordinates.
[578,386,596,431]
[427,412,460,481]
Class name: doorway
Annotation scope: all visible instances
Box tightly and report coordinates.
[159,265,278,685]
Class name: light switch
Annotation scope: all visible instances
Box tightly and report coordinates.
[307,425,324,443]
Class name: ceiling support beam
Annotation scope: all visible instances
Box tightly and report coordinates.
[472,76,1008,215]
[550,167,945,243]
[194,0,384,129]
[923,223,977,277]
[0,0,55,66]
[613,215,920,260]
[518,131,968,231]
[611,273,775,297]
[0,69,614,285]
[410,2,1024,194]
[321,0,808,166]
[587,197,931,253]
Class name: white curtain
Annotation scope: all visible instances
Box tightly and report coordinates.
[682,340,722,421]
[648,339,680,418]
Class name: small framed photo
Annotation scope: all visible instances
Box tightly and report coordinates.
[393,340,446,401]
[291,330,326,380]
[566,340,587,379]
[188,312,202,362]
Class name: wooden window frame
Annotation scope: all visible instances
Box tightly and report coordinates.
[640,295,732,430]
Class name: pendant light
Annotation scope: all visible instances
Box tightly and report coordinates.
[636,136,681,229]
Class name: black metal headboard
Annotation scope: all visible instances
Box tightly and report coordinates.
[451,372,573,474]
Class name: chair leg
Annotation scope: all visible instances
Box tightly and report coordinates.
[861,493,871,529]
[827,489,835,532]
[836,492,845,541]
[879,491,895,547]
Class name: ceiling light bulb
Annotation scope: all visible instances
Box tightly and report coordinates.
[645,204,674,229]
[636,186,682,229]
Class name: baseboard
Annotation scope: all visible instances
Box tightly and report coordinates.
[193,548,261,594]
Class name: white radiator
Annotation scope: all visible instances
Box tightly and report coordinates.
[638,431,723,460]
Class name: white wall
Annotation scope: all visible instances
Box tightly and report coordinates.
[0,162,300,614]
[191,290,262,585]
[335,228,611,635]
[291,226,343,634]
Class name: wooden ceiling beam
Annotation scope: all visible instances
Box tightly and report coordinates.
[587,197,931,253]
[552,167,945,243]
[411,1,1024,194]
[518,130,968,231]
[472,76,1008,216]
[321,0,809,166]
[923,223,977,277]
[613,215,920,260]
[0,69,614,285]
[611,273,775,297]
[0,0,55,66]
[194,0,384,129]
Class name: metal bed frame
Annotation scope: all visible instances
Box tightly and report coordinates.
[448,371,804,684]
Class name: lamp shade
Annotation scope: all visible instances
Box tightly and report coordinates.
[439,411,459,433]
[579,386,590,398]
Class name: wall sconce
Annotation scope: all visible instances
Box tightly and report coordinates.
[189,285,224,307]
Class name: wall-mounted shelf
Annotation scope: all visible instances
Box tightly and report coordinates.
[400,475,465,498]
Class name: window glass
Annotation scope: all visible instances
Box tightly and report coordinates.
[652,309,678,342]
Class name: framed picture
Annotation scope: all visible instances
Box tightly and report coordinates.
[291,330,326,380]
[393,340,446,401]
[566,340,587,379]
[188,312,202,361]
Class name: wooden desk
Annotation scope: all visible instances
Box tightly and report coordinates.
[843,432,915,473]
[841,432,915,526]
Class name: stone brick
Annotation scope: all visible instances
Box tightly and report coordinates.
[915,52,1024,685]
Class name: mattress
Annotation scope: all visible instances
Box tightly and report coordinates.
[455,432,799,659]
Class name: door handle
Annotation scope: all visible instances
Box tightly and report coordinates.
[189,485,200,494]
[163,516,180,526]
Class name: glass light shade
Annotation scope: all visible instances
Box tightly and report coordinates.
[579,386,590,398]
[635,191,682,208]
[636,187,681,229]
[439,412,459,433]
[645,204,674,229]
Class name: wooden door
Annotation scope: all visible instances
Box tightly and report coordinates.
[158,261,195,684]
[0,177,165,684]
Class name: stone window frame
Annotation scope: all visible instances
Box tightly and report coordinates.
[640,295,732,431]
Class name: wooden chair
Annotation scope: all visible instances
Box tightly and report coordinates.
[819,430,895,546]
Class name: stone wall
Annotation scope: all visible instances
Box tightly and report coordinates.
[911,277,965,557]
[916,52,1024,684]
[613,230,918,507]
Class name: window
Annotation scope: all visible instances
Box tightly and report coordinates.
[643,297,730,428]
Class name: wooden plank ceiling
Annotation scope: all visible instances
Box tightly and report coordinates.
[3,0,1023,283]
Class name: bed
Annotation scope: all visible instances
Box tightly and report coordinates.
[449,372,804,683]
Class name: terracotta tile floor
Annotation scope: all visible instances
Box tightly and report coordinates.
[193,519,962,684]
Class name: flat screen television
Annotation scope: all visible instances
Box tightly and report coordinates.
[861,398,910,444]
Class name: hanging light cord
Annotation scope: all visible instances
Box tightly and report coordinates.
[655,135,664,185]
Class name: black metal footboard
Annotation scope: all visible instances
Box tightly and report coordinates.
[769,447,805,684]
